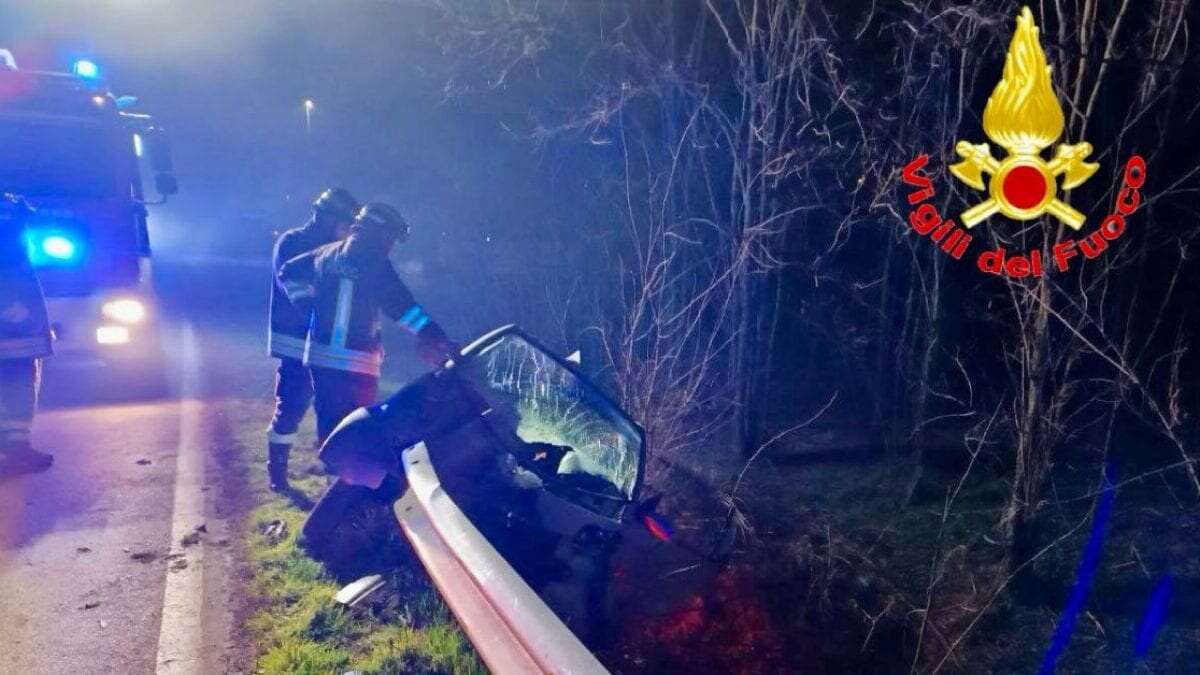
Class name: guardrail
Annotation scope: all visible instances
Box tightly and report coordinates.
[395,442,610,675]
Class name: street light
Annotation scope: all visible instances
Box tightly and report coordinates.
[303,99,315,136]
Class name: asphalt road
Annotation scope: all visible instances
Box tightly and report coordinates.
[0,257,272,675]
[0,252,437,674]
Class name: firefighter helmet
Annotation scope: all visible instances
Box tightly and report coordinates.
[312,187,360,221]
[353,202,410,242]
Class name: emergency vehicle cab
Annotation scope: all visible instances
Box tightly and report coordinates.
[0,51,177,395]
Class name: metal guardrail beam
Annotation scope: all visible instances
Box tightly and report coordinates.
[396,442,610,675]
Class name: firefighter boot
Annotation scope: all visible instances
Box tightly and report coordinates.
[268,443,291,492]
[0,441,53,477]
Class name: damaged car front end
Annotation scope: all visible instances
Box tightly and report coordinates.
[308,325,717,674]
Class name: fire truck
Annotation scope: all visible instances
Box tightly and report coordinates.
[0,51,177,396]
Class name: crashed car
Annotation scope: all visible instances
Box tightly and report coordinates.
[307,325,719,674]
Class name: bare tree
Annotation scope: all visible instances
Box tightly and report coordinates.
[433,0,1200,669]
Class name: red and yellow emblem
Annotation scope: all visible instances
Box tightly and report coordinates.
[950,7,1098,230]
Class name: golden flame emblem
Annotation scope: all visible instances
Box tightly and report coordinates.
[950,7,1098,230]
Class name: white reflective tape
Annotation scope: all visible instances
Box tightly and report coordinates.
[304,342,381,376]
[268,332,308,359]
[361,210,388,226]
[331,278,355,350]
[267,429,299,445]
[282,282,315,302]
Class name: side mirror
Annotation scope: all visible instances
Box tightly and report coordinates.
[155,173,179,196]
[635,494,675,541]
[143,128,175,174]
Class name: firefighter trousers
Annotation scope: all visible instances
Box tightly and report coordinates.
[311,366,378,444]
[268,357,314,448]
[0,358,40,450]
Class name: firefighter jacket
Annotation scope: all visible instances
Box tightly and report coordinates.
[268,219,340,359]
[277,233,437,376]
[0,229,52,360]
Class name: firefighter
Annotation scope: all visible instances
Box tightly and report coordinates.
[0,194,54,476]
[266,187,360,493]
[278,201,455,445]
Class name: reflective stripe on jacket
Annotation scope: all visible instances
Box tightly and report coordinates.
[277,233,426,377]
[268,221,336,359]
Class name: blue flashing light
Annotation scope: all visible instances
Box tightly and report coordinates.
[73,59,100,79]
[23,228,86,267]
[41,235,77,260]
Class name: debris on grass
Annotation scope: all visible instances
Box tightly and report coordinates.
[246,493,484,673]
[335,574,387,608]
[259,519,289,545]
[227,408,483,673]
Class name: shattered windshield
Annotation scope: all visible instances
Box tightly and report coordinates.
[466,332,642,502]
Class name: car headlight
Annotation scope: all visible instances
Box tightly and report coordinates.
[96,325,131,345]
[101,298,146,324]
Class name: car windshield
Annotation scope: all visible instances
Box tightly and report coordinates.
[0,117,123,198]
[465,332,642,502]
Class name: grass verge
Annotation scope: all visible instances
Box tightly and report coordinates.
[228,403,485,675]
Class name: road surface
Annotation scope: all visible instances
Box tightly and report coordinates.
[0,258,273,675]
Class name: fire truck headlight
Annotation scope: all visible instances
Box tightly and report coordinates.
[102,298,147,324]
[96,326,131,345]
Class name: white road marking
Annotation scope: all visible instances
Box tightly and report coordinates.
[155,323,207,674]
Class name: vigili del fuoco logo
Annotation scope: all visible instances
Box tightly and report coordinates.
[899,6,1146,278]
